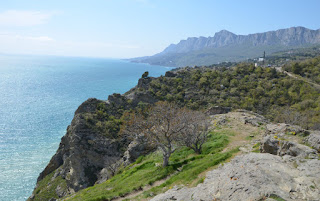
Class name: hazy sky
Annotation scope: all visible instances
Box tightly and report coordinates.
[0,0,319,58]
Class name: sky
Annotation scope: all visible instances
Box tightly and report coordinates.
[0,0,319,58]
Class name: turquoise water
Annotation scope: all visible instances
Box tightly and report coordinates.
[0,55,171,201]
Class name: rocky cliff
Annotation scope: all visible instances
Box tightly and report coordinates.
[162,27,320,54]
[28,79,158,201]
[130,26,320,67]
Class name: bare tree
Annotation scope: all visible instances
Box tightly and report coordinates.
[122,102,192,167]
[178,111,210,154]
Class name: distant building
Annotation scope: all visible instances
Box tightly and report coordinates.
[258,57,264,62]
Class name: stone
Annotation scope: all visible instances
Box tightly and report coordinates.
[260,135,318,159]
[305,131,320,152]
[260,135,280,155]
[122,135,156,166]
[265,123,308,136]
[151,153,320,201]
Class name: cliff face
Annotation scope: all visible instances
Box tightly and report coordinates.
[28,81,158,200]
[130,26,320,67]
[163,27,320,54]
[28,98,127,200]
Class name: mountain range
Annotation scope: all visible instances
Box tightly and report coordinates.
[130,26,320,67]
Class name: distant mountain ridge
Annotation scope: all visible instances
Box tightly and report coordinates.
[131,27,320,67]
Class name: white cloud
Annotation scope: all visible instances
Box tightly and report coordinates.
[0,33,54,42]
[0,10,55,26]
[0,33,143,58]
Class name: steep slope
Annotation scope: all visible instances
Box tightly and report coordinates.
[131,27,320,67]
[28,93,157,200]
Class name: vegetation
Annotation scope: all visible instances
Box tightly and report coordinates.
[42,53,320,200]
[65,130,236,201]
[130,61,320,129]
[122,101,209,166]
[142,71,149,78]
[176,110,210,154]
[284,55,320,84]
[31,168,67,201]
[264,45,320,66]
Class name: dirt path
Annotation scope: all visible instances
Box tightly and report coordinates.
[275,66,320,90]
[219,112,264,153]
[112,175,169,201]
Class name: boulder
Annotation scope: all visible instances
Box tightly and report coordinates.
[260,135,280,155]
[305,131,320,152]
[260,135,318,159]
[265,123,309,136]
[122,135,156,166]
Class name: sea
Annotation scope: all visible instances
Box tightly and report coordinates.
[0,54,172,201]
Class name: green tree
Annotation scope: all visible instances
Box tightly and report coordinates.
[142,71,149,79]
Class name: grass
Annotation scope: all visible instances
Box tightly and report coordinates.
[29,168,67,201]
[245,131,260,140]
[65,130,236,201]
[252,142,261,153]
[268,194,286,201]
[143,148,238,198]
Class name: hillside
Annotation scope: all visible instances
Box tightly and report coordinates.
[28,55,320,200]
[130,27,320,67]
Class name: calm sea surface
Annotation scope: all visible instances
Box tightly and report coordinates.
[0,54,172,201]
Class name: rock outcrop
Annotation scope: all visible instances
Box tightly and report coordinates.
[151,153,320,201]
[29,98,130,200]
[260,135,318,159]
[306,131,320,152]
[29,92,157,200]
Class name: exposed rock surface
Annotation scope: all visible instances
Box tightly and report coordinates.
[160,27,320,54]
[236,109,269,126]
[261,135,318,159]
[122,135,156,166]
[152,118,320,201]
[306,131,320,152]
[29,94,156,200]
[29,98,129,200]
[130,27,320,67]
[151,153,320,201]
[265,123,309,137]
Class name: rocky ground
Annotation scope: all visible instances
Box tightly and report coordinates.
[151,112,320,201]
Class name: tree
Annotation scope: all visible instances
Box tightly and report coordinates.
[292,62,303,75]
[142,71,149,79]
[123,102,195,167]
[177,111,209,154]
